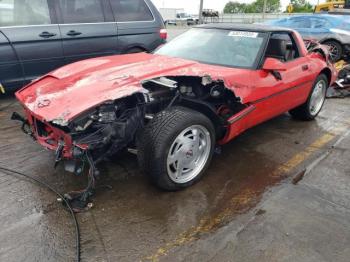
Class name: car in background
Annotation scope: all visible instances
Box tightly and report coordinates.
[159,8,196,26]
[0,0,166,92]
[176,12,197,25]
[266,14,350,62]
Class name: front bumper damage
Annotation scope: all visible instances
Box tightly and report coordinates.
[12,102,145,211]
[11,110,96,211]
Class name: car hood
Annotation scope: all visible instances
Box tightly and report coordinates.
[16,53,249,124]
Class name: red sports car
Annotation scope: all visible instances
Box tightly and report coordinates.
[14,24,337,191]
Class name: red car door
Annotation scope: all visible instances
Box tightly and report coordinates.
[244,33,315,128]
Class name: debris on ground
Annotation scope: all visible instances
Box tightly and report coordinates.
[328,60,350,98]
[292,169,306,185]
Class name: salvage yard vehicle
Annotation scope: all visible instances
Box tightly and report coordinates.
[13,24,337,193]
[0,0,166,92]
[266,14,350,62]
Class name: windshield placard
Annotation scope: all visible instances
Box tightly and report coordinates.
[228,31,259,38]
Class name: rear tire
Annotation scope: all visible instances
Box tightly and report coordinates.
[137,107,215,191]
[289,74,328,121]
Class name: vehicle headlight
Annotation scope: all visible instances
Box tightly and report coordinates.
[71,103,119,132]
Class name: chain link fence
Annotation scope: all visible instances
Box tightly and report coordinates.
[202,13,311,24]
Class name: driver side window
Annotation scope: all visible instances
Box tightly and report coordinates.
[265,33,300,63]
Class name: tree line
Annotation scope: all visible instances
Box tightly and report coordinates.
[223,0,314,13]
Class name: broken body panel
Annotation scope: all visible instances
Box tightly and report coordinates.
[15,29,337,169]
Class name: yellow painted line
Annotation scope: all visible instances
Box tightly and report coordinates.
[144,188,257,262]
[144,119,350,262]
[271,133,335,177]
[0,83,5,94]
[272,120,349,178]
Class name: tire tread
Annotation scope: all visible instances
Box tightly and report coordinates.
[137,106,215,191]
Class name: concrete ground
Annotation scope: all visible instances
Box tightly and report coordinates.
[1,95,349,262]
[1,29,350,262]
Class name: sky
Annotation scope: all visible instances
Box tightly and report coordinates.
[152,0,320,14]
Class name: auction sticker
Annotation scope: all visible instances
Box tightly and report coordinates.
[228,31,258,38]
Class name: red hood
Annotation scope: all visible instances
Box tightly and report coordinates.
[16,53,250,124]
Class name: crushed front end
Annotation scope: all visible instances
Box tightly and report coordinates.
[12,93,146,211]
[14,94,145,173]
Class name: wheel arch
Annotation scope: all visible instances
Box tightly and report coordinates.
[319,67,332,86]
[176,99,226,140]
[320,38,343,45]
[123,45,148,54]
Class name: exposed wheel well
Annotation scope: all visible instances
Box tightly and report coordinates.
[320,68,332,85]
[176,99,226,139]
[141,76,245,140]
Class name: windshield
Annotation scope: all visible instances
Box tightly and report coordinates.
[155,28,267,68]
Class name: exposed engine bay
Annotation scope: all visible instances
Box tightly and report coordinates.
[58,76,244,169]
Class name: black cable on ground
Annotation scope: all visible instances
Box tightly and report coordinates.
[0,166,81,262]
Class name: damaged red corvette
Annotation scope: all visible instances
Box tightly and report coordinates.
[14,24,337,192]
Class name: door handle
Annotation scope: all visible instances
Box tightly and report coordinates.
[302,64,309,71]
[66,30,82,36]
[39,31,57,38]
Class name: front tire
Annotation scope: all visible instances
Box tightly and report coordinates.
[137,107,215,191]
[289,74,328,121]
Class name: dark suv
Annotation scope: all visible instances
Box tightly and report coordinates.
[0,0,166,92]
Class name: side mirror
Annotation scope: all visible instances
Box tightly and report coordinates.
[262,57,287,72]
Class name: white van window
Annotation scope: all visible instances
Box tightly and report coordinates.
[58,0,105,24]
[111,0,153,22]
[0,0,50,27]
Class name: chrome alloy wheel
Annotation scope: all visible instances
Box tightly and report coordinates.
[167,125,211,184]
[327,43,340,61]
[309,79,327,116]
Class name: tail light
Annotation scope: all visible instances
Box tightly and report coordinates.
[160,29,167,40]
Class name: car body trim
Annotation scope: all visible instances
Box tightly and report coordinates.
[0,19,158,29]
[227,105,256,124]
[0,22,118,29]
[252,79,314,104]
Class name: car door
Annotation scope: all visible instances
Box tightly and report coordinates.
[55,0,119,64]
[0,30,23,92]
[0,0,64,86]
[247,32,315,126]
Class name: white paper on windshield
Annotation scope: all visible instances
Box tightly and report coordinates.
[228,31,258,38]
